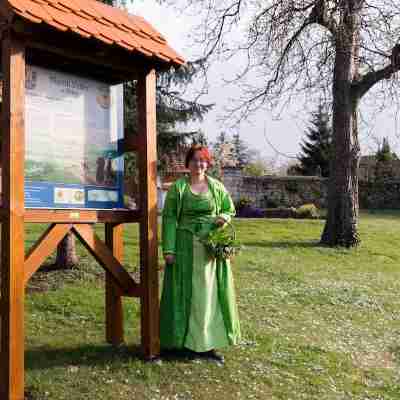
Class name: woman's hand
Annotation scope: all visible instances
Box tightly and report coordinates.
[215,217,226,227]
[164,254,176,265]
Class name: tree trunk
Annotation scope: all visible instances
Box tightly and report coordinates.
[321,7,361,247]
[56,232,79,269]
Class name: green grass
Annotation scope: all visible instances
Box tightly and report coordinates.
[23,210,400,399]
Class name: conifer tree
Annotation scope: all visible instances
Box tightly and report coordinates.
[57,0,211,270]
[297,105,332,177]
[101,0,213,158]
[376,137,398,163]
[213,132,230,164]
[209,132,229,178]
[232,132,250,168]
[374,137,398,181]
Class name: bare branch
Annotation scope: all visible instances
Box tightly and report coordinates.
[354,43,400,99]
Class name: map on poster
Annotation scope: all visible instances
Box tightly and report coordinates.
[25,65,124,209]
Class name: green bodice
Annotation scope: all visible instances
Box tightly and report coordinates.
[178,185,216,236]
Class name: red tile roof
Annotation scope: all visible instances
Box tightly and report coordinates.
[2,0,185,67]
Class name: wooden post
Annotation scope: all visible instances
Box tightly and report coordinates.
[0,33,26,400]
[105,223,124,345]
[137,67,160,359]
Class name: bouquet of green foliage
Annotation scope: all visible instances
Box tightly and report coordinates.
[199,222,242,260]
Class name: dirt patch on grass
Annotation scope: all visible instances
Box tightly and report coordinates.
[26,264,101,293]
[352,351,395,369]
[25,262,141,294]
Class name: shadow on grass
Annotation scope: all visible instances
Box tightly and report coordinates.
[243,240,323,249]
[361,209,400,218]
[389,345,400,365]
[25,343,143,371]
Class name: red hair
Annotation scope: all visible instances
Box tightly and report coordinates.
[185,145,213,168]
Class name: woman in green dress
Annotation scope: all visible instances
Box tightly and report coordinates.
[160,144,241,363]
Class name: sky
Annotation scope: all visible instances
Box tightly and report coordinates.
[128,0,400,166]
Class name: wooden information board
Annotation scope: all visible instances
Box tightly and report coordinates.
[0,1,184,398]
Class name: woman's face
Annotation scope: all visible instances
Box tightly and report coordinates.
[188,150,208,177]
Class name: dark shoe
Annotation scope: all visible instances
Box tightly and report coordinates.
[201,350,225,364]
[161,348,201,362]
[161,348,188,359]
[181,348,198,360]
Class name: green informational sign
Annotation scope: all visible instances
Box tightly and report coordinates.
[25,65,124,209]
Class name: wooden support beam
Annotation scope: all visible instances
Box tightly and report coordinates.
[0,32,26,400]
[0,208,7,221]
[137,67,160,359]
[72,224,141,297]
[105,223,124,345]
[24,209,140,224]
[24,224,72,285]
[121,134,139,153]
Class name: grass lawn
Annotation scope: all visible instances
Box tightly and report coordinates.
[23,210,400,399]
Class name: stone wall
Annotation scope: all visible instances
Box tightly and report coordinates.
[222,168,328,208]
[359,180,400,209]
[223,168,400,209]
[128,166,400,211]
[359,157,400,182]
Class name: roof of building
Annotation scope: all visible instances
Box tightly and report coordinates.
[163,145,190,173]
[1,0,185,67]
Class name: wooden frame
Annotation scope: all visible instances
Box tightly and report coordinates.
[137,67,160,355]
[1,31,26,400]
[0,20,161,400]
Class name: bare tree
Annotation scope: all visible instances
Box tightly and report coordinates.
[164,0,400,246]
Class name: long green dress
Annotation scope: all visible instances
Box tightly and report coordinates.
[160,175,241,352]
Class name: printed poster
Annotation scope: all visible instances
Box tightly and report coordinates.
[25,65,124,209]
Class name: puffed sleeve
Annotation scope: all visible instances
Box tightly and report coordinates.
[162,183,178,255]
[218,185,236,223]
